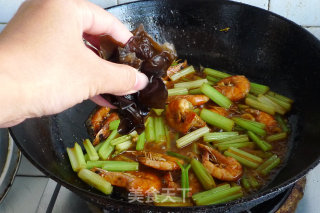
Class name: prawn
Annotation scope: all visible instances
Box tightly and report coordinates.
[215,75,250,101]
[130,151,184,171]
[92,168,161,195]
[166,99,206,133]
[209,106,229,117]
[88,107,110,134]
[163,172,180,194]
[167,95,209,106]
[198,144,242,181]
[93,112,119,145]
[166,60,188,78]
[244,108,280,133]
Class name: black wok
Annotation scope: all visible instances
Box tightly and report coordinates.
[10,0,320,212]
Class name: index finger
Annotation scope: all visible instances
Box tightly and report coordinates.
[81,1,133,45]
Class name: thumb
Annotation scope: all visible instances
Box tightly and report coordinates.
[86,52,149,97]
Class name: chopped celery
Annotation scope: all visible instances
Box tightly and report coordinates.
[194,186,242,205]
[168,88,188,96]
[203,68,231,78]
[250,82,269,95]
[257,154,281,175]
[170,66,195,81]
[189,87,202,95]
[275,114,289,132]
[192,184,230,202]
[203,132,239,142]
[110,135,131,146]
[67,143,86,172]
[247,131,272,151]
[267,91,293,104]
[245,97,275,115]
[176,126,210,148]
[265,94,291,111]
[213,134,249,144]
[152,108,164,116]
[266,132,287,142]
[83,139,99,161]
[215,142,254,151]
[145,117,156,142]
[78,168,112,195]
[257,95,286,115]
[191,158,215,190]
[224,147,263,168]
[207,75,220,83]
[136,132,146,151]
[201,83,232,109]
[232,117,266,136]
[200,109,234,131]
[154,117,166,143]
[115,140,132,152]
[174,79,208,89]
[86,161,138,171]
[109,119,120,130]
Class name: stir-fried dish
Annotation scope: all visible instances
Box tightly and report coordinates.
[67,26,293,206]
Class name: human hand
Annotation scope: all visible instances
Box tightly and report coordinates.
[0,0,148,127]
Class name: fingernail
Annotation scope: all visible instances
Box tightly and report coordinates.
[133,71,148,91]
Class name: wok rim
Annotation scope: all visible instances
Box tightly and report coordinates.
[9,0,320,210]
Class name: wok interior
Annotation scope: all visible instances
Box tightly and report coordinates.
[10,0,320,210]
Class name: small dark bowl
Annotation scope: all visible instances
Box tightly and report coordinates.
[10,0,320,212]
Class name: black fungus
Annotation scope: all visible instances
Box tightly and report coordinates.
[100,25,176,134]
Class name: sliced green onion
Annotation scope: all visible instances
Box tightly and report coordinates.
[191,158,215,190]
[189,87,202,95]
[109,119,120,130]
[174,79,208,89]
[200,83,232,109]
[166,151,191,162]
[78,168,112,195]
[145,117,156,142]
[224,147,263,168]
[67,143,86,172]
[170,66,195,81]
[266,132,287,142]
[176,126,210,148]
[83,139,99,161]
[232,117,266,136]
[177,162,191,200]
[203,132,239,142]
[110,135,131,146]
[245,97,275,115]
[275,114,289,132]
[247,131,272,151]
[154,117,166,143]
[250,82,269,95]
[136,132,146,151]
[203,68,231,78]
[257,95,286,115]
[267,91,293,104]
[200,109,234,131]
[168,88,188,96]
